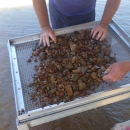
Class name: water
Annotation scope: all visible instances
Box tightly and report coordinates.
[0,0,130,130]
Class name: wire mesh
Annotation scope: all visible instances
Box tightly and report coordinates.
[15,31,130,112]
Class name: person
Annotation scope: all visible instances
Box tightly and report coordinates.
[32,0,121,46]
[103,61,130,82]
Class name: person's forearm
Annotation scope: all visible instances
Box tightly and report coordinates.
[124,61,130,72]
[101,0,121,25]
[32,0,50,28]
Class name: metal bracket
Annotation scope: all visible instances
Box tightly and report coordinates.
[18,89,130,128]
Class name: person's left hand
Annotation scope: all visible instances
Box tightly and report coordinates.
[91,22,108,41]
[103,62,129,82]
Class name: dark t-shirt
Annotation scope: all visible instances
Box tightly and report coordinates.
[50,0,96,16]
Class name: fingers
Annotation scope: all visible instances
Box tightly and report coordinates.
[103,68,121,82]
[39,36,43,44]
[39,34,45,45]
[103,74,120,82]
[103,68,112,81]
[40,33,56,47]
[100,32,107,41]
[103,74,111,82]
[103,62,128,82]
[91,28,95,34]
[45,35,50,47]
[43,35,46,46]
[104,68,111,75]
[95,31,103,41]
[40,26,56,47]
[91,24,108,41]
[103,68,113,81]
[40,35,50,47]
[91,28,98,39]
[91,30,107,41]
[50,32,56,43]
[103,67,115,82]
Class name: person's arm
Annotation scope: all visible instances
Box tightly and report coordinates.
[91,0,121,41]
[32,0,56,46]
[103,61,130,82]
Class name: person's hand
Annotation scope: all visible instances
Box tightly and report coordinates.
[91,22,108,41]
[103,62,129,82]
[40,25,56,47]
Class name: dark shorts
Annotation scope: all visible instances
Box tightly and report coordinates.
[49,1,95,29]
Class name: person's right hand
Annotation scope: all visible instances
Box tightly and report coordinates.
[40,25,56,47]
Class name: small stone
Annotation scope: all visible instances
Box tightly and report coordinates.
[44,97,49,102]
[71,82,78,91]
[63,96,70,103]
[81,67,88,74]
[91,72,98,79]
[72,74,79,81]
[34,59,37,62]
[73,91,79,97]
[57,37,62,42]
[65,63,73,69]
[72,69,81,73]
[48,88,56,95]
[32,49,40,56]
[72,56,78,63]
[80,59,86,66]
[70,44,79,51]
[39,52,46,61]
[65,85,73,97]
[81,52,88,59]
[28,83,34,87]
[34,102,38,106]
[27,58,31,63]
[78,80,86,90]
[41,102,46,107]
[53,97,58,104]
[50,43,59,50]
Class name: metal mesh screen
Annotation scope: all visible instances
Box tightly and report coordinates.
[15,40,41,111]
[15,31,130,112]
